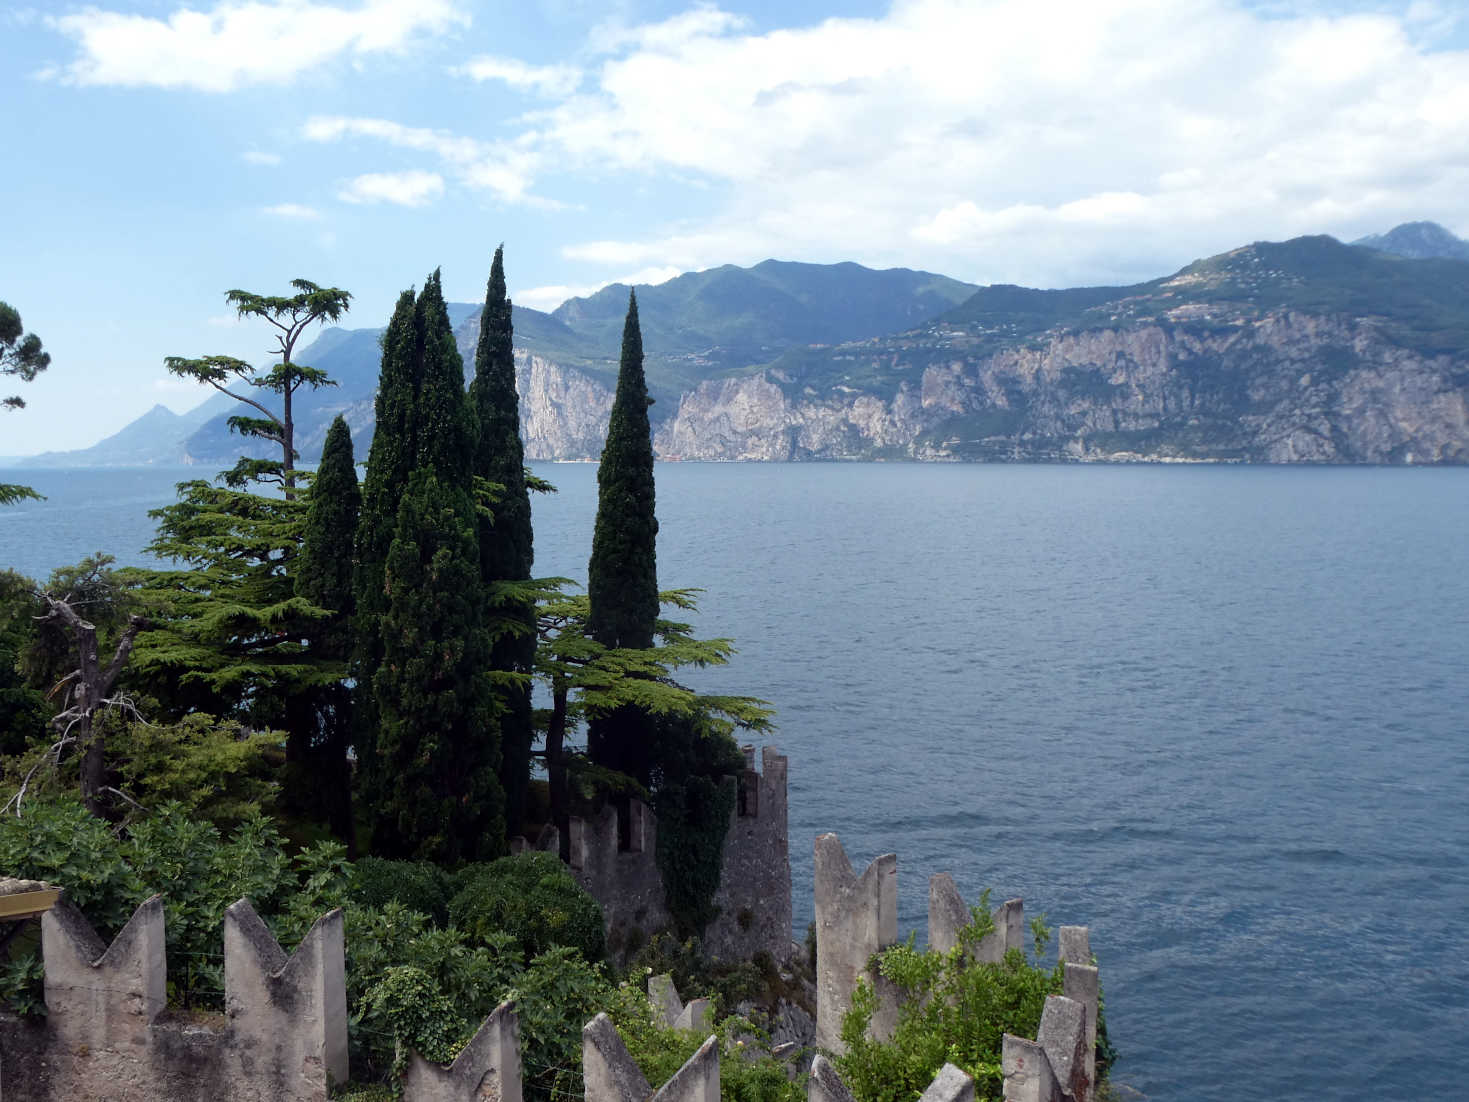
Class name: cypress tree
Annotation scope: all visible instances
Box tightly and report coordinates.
[293,414,359,842]
[411,269,477,483]
[468,246,536,836]
[367,269,505,860]
[352,288,420,781]
[298,415,360,657]
[586,291,659,784]
[370,468,503,861]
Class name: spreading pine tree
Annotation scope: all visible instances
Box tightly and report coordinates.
[367,270,506,861]
[352,289,419,785]
[468,245,537,836]
[586,290,660,784]
[293,414,360,842]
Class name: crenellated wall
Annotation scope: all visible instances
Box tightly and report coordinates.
[2,785,1106,1102]
[812,832,1101,1100]
[1,894,346,1102]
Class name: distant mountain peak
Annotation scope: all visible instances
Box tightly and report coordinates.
[1352,221,1469,261]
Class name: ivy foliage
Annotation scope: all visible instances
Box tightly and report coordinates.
[651,711,744,938]
[834,904,1068,1102]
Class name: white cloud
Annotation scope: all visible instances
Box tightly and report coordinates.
[515,266,685,312]
[304,114,547,204]
[337,170,444,206]
[47,0,468,92]
[261,202,321,219]
[515,0,1469,287]
[453,55,580,97]
[242,150,282,166]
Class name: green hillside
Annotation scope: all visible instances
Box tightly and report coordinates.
[761,235,1469,399]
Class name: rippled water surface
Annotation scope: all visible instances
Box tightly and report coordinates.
[4,462,1467,1099]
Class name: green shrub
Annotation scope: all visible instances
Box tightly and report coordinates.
[603,978,802,1102]
[512,947,616,1102]
[448,852,605,964]
[351,857,454,925]
[835,905,1064,1102]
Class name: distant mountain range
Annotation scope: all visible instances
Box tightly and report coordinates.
[1352,221,1469,262]
[19,221,1469,467]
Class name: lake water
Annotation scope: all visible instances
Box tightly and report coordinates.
[3,462,1467,1100]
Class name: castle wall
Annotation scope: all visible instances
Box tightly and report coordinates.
[552,745,792,962]
[2,895,346,1102]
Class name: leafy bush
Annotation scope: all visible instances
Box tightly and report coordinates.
[0,798,301,1011]
[108,713,280,826]
[835,905,1063,1102]
[341,901,520,1082]
[448,852,605,964]
[603,977,802,1102]
[351,857,454,925]
[512,947,616,1102]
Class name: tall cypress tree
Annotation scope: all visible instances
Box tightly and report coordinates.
[352,288,420,783]
[468,246,536,836]
[293,414,359,841]
[368,270,505,860]
[586,291,659,784]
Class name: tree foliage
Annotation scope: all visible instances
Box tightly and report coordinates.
[165,279,350,494]
[469,245,537,838]
[448,851,605,964]
[0,571,47,756]
[352,288,419,773]
[587,292,660,786]
[358,270,504,861]
[1,299,49,505]
[292,415,359,839]
[587,290,659,653]
[0,300,49,411]
[370,470,502,861]
[122,482,332,723]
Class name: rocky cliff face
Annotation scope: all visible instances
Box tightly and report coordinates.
[516,352,614,460]
[654,312,1468,463]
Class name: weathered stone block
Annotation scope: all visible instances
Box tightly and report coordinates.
[648,974,711,1033]
[404,999,522,1102]
[807,1054,857,1102]
[1062,962,1099,1094]
[1037,995,1088,1102]
[926,873,970,955]
[42,893,166,1056]
[1001,1034,1061,1102]
[813,833,897,1052]
[223,898,348,1098]
[583,1012,719,1102]
[1058,926,1090,966]
[583,1012,653,1102]
[927,875,1023,963]
[918,1063,975,1102]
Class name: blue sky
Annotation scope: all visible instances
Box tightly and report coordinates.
[3,0,1467,455]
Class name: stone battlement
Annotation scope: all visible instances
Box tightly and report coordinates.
[2,782,1106,1101]
[1,893,347,1102]
[812,833,1100,1102]
[527,744,791,962]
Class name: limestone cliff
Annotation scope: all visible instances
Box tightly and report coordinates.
[654,311,1468,463]
[516,352,614,461]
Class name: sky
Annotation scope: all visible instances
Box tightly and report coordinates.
[2,0,1468,455]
